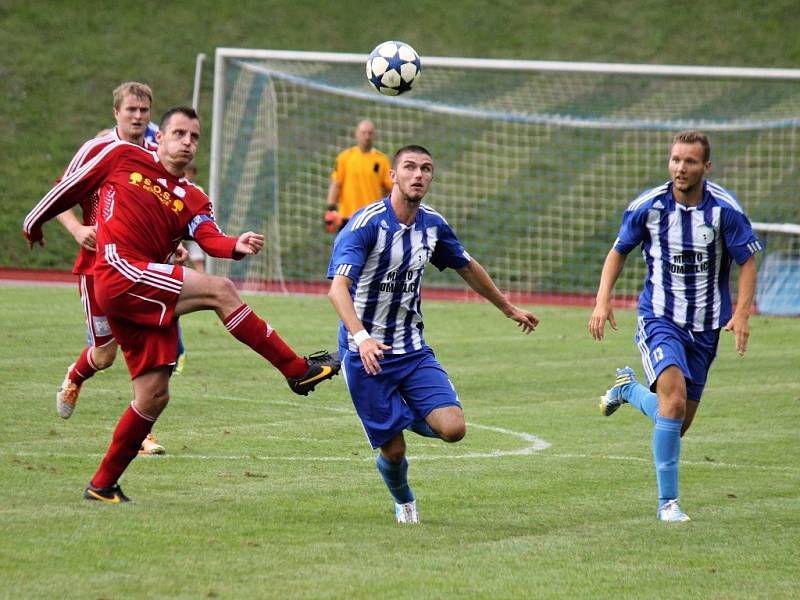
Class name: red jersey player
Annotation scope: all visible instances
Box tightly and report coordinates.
[54,81,168,456]
[25,106,340,504]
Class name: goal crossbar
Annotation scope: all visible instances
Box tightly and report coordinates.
[214,48,800,80]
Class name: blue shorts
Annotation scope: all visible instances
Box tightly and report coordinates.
[634,316,720,402]
[341,346,461,449]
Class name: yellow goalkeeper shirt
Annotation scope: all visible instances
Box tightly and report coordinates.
[331,146,393,218]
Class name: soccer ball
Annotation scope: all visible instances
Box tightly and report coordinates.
[366,41,421,96]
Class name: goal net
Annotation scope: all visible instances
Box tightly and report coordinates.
[209,49,800,307]
[753,223,800,316]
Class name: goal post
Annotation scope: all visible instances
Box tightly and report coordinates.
[209,48,800,306]
[752,222,800,316]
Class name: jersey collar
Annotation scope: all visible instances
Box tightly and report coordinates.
[665,180,710,212]
[384,196,422,230]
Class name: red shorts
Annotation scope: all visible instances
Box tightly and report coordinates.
[78,274,115,348]
[94,258,185,380]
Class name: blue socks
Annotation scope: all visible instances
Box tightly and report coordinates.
[653,416,683,508]
[376,454,414,504]
[618,374,683,508]
[407,419,440,438]
[624,382,659,422]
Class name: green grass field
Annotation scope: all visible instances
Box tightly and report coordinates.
[1,285,798,598]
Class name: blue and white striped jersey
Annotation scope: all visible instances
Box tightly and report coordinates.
[328,197,471,354]
[614,180,763,331]
[144,122,159,145]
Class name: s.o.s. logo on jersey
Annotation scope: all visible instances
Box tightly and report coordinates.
[128,171,184,215]
[696,223,716,244]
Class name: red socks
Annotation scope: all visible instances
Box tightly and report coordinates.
[69,346,99,386]
[223,304,306,378]
[91,403,154,489]
[89,304,308,490]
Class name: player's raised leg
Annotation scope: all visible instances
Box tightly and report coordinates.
[402,351,466,443]
[599,366,659,420]
[423,406,466,443]
[175,268,340,395]
[406,419,439,438]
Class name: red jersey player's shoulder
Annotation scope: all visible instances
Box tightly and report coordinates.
[177,177,211,206]
[90,139,152,165]
[62,130,118,177]
[179,178,205,193]
[63,140,157,184]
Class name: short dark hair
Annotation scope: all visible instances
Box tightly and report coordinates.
[392,144,432,169]
[671,130,710,162]
[159,106,199,131]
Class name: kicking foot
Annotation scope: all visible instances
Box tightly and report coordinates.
[286,351,341,396]
[599,366,637,417]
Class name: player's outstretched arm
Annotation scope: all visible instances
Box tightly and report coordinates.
[24,141,118,248]
[589,249,627,341]
[192,219,260,260]
[724,255,757,356]
[456,260,539,334]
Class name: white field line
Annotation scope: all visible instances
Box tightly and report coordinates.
[547,452,799,473]
[11,419,798,473]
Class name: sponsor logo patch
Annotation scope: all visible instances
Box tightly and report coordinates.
[148,263,174,274]
[93,316,112,337]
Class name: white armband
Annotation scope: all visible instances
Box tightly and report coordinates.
[353,329,371,347]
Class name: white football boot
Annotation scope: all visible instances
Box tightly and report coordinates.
[395,500,419,524]
[658,499,691,522]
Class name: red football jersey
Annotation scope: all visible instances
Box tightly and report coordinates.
[58,129,158,275]
[25,141,238,270]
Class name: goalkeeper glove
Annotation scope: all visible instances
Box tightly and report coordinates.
[324,205,342,233]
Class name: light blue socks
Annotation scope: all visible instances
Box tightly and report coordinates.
[376,453,414,504]
[653,416,683,508]
[624,382,659,422]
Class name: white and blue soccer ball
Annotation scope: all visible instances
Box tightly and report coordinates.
[366,41,421,96]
